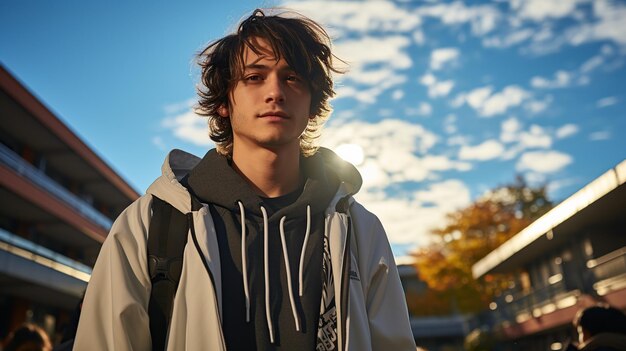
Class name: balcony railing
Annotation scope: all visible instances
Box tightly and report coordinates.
[0,227,92,277]
[588,247,626,296]
[491,248,626,324]
[0,142,112,229]
[491,277,579,324]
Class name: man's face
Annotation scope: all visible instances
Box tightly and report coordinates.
[223,37,312,153]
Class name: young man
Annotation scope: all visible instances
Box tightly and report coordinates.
[74,9,416,351]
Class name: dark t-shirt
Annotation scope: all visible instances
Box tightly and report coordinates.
[210,184,325,350]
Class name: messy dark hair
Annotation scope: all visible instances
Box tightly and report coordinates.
[574,305,626,336]
[196,8,344,156]
[4,323,52,351]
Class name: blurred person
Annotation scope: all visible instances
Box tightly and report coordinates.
[3,323,52,351]
[74,8,415,351]
[52,292,84,351]
[565,305,626,351]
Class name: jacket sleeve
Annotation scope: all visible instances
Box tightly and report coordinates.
[351,204,416,351]
[73,196,153,351]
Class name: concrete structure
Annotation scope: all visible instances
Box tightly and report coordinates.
[397,260,471,351]
[473,160,626,350]
[0,65,138,341]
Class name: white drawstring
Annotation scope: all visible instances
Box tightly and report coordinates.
[242,204,312,343]
[298,205,311,296]
[238,201,250,323]
[260,206,275,343]
[279,216,301,332]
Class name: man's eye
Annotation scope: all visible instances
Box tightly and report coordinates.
[286,75,302,82]
[245,75,262,81]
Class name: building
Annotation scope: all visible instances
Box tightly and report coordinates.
[397,259,471,351]
[472,160,626,350]
[0,65,138,342]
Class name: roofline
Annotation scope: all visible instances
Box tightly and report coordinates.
[0,64,139,201]
[472,159,626,278]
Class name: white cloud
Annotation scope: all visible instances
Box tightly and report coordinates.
[417,2,501,36]
[458,85,531,117]
[483,28,535,48]
[556,124,579,139]
[597,96,618,108]
[589,131,611,141]
[580,54,605,74]
[420,73,455,98]
[516,151,573,173]
[500,117,522,143]
[335,73,407,103]
[392,89,405,100]
[524,95,553,114]
[531,70,573,89]
[463,86,491,109]
[430,47,460,70]
[480,0,626,55]
[519,125,552,148]
[336,36,412,71]
[413,30,425,45]
[565,0,626,47]
[511,0,585,21]
[285,1,421,35]
[152,136,167,151]
[162,111,213,146]
[459,140,505,160]
[322,119,438,160]
[355,179,471,246]
[546,177,581,197]
[332,36,411,103]
[321,119,476,186]
[417,102,433,116]
[482,86,531,116]
[447,135,471,146]
[346,67,397,85]
[319,119,474,248]
[444,114,457,134]
[528,45,615,92]
[500,120,554,159]
[431,80,455,98]
[163,98,196,115]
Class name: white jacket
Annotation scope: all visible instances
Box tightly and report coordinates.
[74,149,416,350]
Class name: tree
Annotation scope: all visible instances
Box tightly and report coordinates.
[410,176,552,315]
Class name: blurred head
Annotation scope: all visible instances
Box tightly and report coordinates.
[573,305,626,344]
[196,8,344,157]
[4,323,52,351]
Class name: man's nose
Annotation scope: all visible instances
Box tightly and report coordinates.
[265,76,286,104]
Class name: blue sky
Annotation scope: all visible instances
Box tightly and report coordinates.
[2,1,625,257]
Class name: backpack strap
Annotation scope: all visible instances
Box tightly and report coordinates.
[147,195,189,351]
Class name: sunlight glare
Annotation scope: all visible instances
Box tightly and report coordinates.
[335,143,365,166]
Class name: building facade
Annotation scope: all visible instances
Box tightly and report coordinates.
[473,160,626,350]
[0,65,138,343]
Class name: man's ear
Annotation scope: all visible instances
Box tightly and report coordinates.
[218,105,229,118]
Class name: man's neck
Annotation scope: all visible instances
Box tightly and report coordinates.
[231,143,301,198]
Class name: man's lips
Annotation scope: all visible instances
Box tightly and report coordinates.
[258,111,289,119]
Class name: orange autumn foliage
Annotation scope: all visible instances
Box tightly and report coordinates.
[410,176,552,316]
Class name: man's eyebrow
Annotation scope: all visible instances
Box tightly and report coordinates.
[244,63,271,70]
[242,64,299,75]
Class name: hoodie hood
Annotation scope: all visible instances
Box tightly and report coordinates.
[146,148,362,216]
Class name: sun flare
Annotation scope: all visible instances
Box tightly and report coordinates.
[335,143,365,166]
